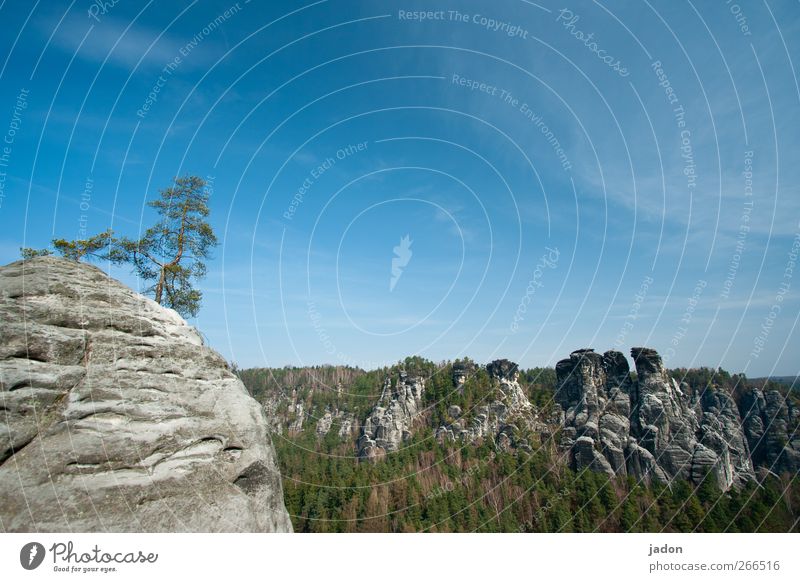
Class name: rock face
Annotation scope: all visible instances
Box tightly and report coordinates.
[316,409,334,437]
[435,359,539,453]
[357,371,425,460]
[740,388,800,476]
[0,258,292,532]
[555,349,634,478]
[452,361,474,390]
[337,412,356,438]
[315,408,356,439]
[556,347,755,490]
[288,400,305,433]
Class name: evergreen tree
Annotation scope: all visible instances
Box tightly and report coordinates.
[20,247,53,259]
[116,176,217,317]
[51,229,115,261]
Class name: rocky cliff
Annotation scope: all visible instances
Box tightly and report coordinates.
[555,347,775,490]
[435,359,542,453]
[0,257,292,532]
[358,371,425,460]
[241,348,796,495]
[354,359,546,460]
[740,386,800,476]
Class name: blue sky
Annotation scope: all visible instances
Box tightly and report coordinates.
[0,0,798,375]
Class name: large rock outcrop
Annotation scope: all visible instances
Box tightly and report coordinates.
[357,371,425,460]
[555,349,638,479]
[316,408,356,439]
[555,347,755,490]
[0,257,292,532]
[740,387,800,476]
[452,360,475,390]
[435,359,541,453]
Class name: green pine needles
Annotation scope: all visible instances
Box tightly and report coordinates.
[21,175,217,318]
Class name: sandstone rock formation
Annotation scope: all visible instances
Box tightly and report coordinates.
[555,349,636,478]
[435,359,540,453]
[337,412,356,438]
[740,387,800,476]
[0,257,292,532]
[357,371,425,460]
[316,409,334,437]
[555,347,755,490]
[316,408,356,439]
[452,361,472,389]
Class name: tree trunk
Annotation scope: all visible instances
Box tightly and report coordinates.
[154,267,166,304]
[154,204,188,306]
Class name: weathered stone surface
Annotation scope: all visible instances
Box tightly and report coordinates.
[316,409,334,437]
[315,408,356,439]
[358,371,424,460]
[435,360,538,454]
[632,347,699,481]
[626,440,669,485]
[555,349,632,478]
[487,359,519,382]
[337,412,356,438]
[452,361,474,389]
[555,346,756,490]
[696,389,754,489]
[288,396,305,434]
[574,436,614,476]
[0,257,292,532]
[740,387,800,476]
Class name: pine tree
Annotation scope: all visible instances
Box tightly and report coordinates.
[52,230,115,261]
[116,176,217,317]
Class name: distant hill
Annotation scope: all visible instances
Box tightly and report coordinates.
[750,376,799,389]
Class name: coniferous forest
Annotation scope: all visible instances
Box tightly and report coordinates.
[238,360,800,533]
